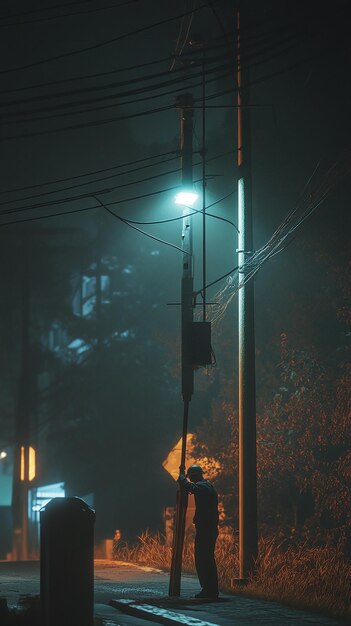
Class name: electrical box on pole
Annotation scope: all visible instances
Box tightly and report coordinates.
[189,321,212,366]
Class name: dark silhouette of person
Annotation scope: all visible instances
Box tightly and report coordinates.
[178,464,219,599]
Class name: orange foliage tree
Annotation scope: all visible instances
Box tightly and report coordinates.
[193,332,350,546]
[257,333,351,540]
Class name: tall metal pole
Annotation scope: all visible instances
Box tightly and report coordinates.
[237,9,258,580]
[169,93,194,597]
[12,237,30,560]
[202,60,206,322]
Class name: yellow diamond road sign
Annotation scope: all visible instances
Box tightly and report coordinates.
[162,434,196,481]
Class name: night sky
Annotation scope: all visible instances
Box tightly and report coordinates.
[0,1,350,542]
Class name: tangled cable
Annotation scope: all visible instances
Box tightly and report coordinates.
[206,151,351,326]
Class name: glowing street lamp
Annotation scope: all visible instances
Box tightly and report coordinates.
[174,190,198,207]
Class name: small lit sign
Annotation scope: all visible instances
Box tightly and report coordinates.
[31,482,65,512]
[20,446,36,481]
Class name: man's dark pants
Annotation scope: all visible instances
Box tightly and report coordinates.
[194,526,219,596]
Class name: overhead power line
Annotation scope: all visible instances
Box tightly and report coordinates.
[0,77,235,142]
[0,150,233,217]
[0,32,314,140]
[0,36,229,96]
[0,185,175,227]
[0,155,179,207]
[0,167,183,217]
[0,55,172,97]
[0,52,309,142]
[0,4,208,75]
[1,61,231,117]
[0,102,174,141]
[94,195,190,255]
[0,0,91,20]
[0,184,181,228]
[0,54,230,108]
[3,69,232,128]
[125,191,236,229]
[0,159,235,227]
[0,150,177,196]
[0,37,315,141]
[0,186,237,259]
[0,0,141,28]
[0,165,185,216]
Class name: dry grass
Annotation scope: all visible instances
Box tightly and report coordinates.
[115,530,172,570]
[250,537,351,620]
[114,530,351,621]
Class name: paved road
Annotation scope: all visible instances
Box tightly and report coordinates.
[0,560,348,626]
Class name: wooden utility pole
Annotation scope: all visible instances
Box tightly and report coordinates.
[236,8,258,580]
[169,93,194,597]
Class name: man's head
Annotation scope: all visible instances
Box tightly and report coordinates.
[186,464,204,482]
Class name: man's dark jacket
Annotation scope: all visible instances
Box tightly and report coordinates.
[178,475,219,530]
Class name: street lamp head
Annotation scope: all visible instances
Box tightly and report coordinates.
[175,190,198,207]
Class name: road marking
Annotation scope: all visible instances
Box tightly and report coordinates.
[94,560,164,574]
[110,599,220,626]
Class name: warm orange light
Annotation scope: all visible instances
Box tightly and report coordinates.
[20,445,36,481]
[29,446,36,481]
[20,446,25,481]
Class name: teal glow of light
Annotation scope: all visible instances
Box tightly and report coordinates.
[174,191,198,207]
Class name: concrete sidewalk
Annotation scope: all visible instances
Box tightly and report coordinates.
[0,560,349,626]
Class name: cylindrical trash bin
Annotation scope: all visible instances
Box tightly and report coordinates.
[40,497,95,626]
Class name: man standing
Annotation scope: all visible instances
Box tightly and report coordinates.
[178,465,219,599]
